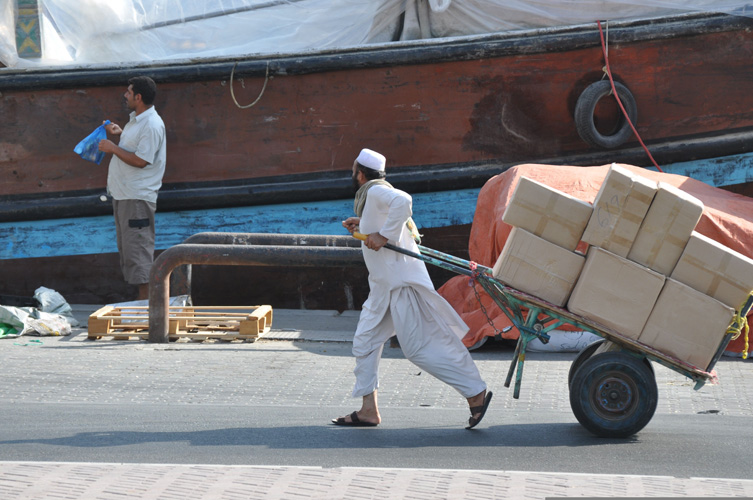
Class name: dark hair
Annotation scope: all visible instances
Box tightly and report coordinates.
[356,163,386,180]
[128,76,157,105]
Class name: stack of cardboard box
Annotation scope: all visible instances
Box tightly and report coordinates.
[492,176,592,307]
[492,164,753,369]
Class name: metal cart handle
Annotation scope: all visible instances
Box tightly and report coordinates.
[351,231,483,278]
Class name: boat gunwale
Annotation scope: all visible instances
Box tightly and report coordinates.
[1,11,751,91]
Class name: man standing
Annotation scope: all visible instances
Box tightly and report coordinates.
[333,148,492,429]
[99,76,166,300]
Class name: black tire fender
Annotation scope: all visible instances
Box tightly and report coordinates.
[574,80,638,149]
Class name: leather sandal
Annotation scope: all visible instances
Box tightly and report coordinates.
[466,390,493,430]
[331,411,378,427]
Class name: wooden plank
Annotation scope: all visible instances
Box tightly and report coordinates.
[87,305,115,338]
[88,305,273,341]
[240,305,273,336]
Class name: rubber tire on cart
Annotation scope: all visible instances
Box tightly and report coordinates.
[569,351,658,438]
[567,339,606,389]
[574,80,638,149]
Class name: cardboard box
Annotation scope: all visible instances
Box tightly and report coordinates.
[502,176,593,251]
[492,227,585,307]
[670,232,753,310]
[582,164,657,258]
[627,182,704,275]
[567,246,665,339]
[639,278,734,370]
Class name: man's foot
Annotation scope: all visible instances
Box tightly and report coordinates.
[466,390,493,430]
[331,411,380,427]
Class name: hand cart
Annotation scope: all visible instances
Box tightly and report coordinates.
[354,233,752,438]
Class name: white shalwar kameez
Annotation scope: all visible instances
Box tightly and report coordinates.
[352,184,487,399]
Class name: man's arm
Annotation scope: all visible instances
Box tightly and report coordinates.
[365,187,412,251]
[364,232,388,251]
[342,217,360,234]
[98,139,149,168]
[379,189,412,241]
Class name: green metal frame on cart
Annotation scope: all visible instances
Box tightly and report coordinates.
[353,234,752,398]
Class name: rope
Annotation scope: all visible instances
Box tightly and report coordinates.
[597,20,663,173]
[230,61,270,109]
[727,294,751,360]
[468,262,508,338]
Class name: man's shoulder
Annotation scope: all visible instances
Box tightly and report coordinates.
[370,183,411,200]
[139,107,165,129]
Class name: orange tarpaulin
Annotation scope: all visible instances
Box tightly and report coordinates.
[438,163,753,354]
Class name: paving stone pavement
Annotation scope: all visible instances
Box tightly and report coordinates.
[1,306,752,499]
[2,462,752,500]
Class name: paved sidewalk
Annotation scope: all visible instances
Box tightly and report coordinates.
[1,305,752,499]
[3,461,752,500]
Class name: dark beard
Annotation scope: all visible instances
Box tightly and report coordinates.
[352,173,361,193]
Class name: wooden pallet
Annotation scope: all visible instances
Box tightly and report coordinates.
[87,305,273,341]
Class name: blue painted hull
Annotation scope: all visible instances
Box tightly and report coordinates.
[5,151,753,262]
[0,189,479,261]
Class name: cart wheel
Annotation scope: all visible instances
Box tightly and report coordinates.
[567,339,606,389]
[569,351,658,438]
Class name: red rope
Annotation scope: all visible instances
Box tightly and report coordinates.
[468,260,481,285]
[597,20,663,173]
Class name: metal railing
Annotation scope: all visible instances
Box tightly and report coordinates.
[148,233,363,342]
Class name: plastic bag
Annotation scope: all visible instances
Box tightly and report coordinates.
[26,311,72,337]
[0,322,20,338]
[0,305,32,337]
[73,120,111,164]
[0,305,72,337]
[34,286,79,327]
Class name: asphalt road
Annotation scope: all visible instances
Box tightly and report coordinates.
[1,309,752,498]
[1,401,750,479]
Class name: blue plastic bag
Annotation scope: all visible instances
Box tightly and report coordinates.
[73,120,111,164]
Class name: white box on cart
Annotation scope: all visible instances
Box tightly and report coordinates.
[670,231,753,310]
[639,278,735,370]
[581,164,657,258]
[492,227,585,307]
[567,246,665,339]
[627,182,704,275]
[502,176,593,251]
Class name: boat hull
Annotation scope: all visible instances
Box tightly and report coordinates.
[2,13,753,218]
[2,12,753,305]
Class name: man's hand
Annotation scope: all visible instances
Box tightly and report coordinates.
[98,139,117,154]
[342,217,360,234]
[105,122,123,135]
[97,140,149,168]
[365,232,388,251]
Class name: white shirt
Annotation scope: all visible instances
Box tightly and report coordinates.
[107,106,166,203]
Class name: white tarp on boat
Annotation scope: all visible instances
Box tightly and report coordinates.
[2,0,753,68]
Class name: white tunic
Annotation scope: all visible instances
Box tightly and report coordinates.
[352,184,486,399]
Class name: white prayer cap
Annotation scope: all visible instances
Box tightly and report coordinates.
[356,148,386,171]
